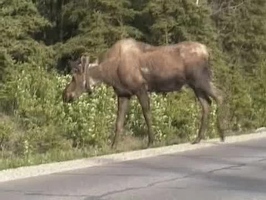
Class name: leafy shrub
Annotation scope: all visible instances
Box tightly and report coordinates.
[0,116,15,152]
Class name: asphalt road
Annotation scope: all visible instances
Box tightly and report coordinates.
[1,137,266,200]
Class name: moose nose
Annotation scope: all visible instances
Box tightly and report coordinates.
[62,92,68,103]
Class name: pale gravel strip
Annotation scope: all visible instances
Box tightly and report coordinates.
[0,129,265,183]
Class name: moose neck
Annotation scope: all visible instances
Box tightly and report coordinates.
[86,57,121,91]
[86,64,104,87]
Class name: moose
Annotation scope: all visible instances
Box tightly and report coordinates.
[62,38,225,148]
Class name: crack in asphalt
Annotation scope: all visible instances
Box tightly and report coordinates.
[92,163,246,200]
[25,192,89,198]
[2,145,266,200]
[0,162,252,200]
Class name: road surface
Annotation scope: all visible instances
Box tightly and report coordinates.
[1,137,266,200]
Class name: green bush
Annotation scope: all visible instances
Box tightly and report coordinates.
[0,117,15,152]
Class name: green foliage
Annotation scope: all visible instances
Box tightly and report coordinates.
[139,0,217,45]
[53,0,143,65]
[0,0,55,64]
[61,84,116,148]
[0,116,15,152]
[211,0,266,131]
[0,0,266,170]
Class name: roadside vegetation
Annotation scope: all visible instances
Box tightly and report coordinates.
[0,0,265,170]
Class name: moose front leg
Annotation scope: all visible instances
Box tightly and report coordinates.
[136,89,155,147]
[112,96,130,148]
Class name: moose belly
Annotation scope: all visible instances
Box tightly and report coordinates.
[147,78,185,93]
[140,65,185,93]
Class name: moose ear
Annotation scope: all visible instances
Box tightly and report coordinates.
[81,55,90,67]
[94,58,99,65]
[88,58,99,68]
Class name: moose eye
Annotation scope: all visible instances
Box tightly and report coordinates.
[71,67,78,74]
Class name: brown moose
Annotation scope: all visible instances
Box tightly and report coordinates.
[62,38,225,148]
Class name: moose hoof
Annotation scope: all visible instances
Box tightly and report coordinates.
[192,137,201,145]
[111,141,118,149]
[147,138,154,148]
[147,142,152,148]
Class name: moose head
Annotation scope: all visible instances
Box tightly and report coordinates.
[62,55,99,103]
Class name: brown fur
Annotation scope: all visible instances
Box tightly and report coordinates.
[63,38,225,148]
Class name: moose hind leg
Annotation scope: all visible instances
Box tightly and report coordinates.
[205,83,225,142]
[136,89,154,147]
[192,89,211,144]
[112,96,130,148]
